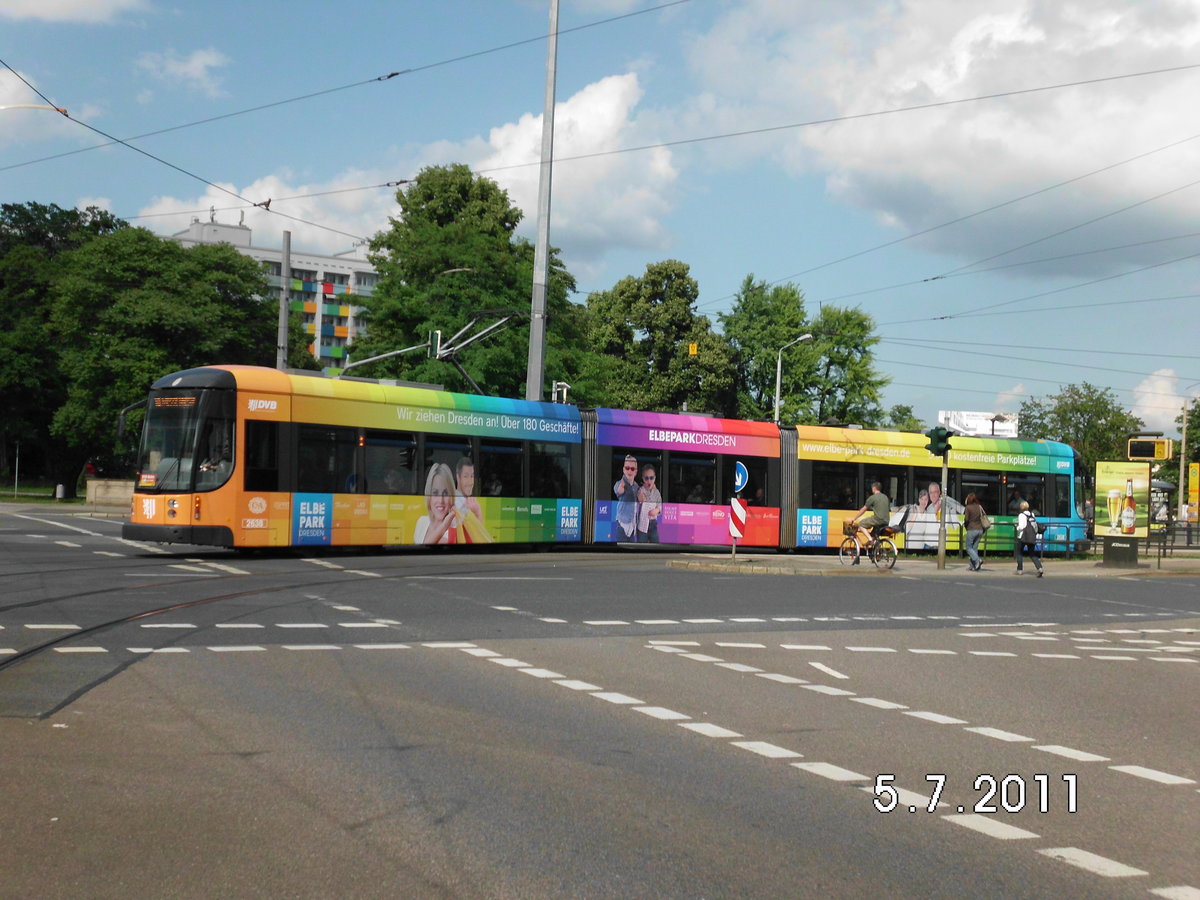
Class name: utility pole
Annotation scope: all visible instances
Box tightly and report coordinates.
[525,0,559,402]
[276,231,291,370]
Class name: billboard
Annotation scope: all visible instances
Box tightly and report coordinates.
[937,410,1018,438]
[1095,461,1150,539]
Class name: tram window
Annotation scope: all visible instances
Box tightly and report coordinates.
[364,429,416,494]
[864,468,907,511]
[244,421,280,492]
[671,452,717,504]
[1054,475,1071,518]
[424,434,472,484]
[812,461,857,509]
[720,455,767,505]
[1004,474,1045,516]
[297,425,357,493]
[960,470,1001,517]
[479,439,523,497]
[530,441,575,498]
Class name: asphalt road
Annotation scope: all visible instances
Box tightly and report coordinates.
[1,504,1197,899]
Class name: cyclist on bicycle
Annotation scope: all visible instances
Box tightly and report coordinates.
[851,482,890,565]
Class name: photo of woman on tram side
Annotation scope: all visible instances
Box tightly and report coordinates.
[636,463,662,543]
[414,463,458,544]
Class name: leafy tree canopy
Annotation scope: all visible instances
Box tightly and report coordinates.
[353,164,582,398]
[586,260,736,415]
[1019,382,1144,474]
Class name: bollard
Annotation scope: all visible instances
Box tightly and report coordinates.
[55,483,65,500]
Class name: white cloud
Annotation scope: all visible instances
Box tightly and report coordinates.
[136,72,679,285]
[0,0,146,22]
[1132,368,1192,435]
[680,0,1200,277]
[135,48,231,99]
[995,383,1027,413]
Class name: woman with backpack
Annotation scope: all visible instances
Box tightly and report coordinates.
[1014,500,1044,577]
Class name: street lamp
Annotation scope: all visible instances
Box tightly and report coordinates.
[773,333,813,423]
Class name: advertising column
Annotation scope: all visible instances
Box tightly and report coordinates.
[1095,460,1149,567]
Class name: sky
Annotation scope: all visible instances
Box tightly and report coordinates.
[3,0,1200,439]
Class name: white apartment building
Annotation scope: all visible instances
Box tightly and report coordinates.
[170,215,377,369]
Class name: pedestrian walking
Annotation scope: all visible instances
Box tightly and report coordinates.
[962,492,988,571]
[1014,500,1043,577]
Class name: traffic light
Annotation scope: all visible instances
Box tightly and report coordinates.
[427,329,442,359]
[924,426,953,457]
[1127,437,1172,461]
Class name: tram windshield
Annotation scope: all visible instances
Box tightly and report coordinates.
[135,388,235,492]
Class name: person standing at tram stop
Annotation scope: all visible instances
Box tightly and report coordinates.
[613,454,640,540]
[1014,500,1044,577]
[851,481,890,565]
[962,492,988,572]
[636,463,662,543]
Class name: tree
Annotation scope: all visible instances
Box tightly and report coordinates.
[585,260,737,415]
[719,276,810,421]
[883,404,925,432]
[1019,382,1144,473]
[0,203,125,486]
[49,228,273,490]
[352,163,583,399]
[807,306,889,427]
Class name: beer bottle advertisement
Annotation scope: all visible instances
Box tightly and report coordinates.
[1095,461,1150,539]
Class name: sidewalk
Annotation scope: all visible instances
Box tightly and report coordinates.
[668,550,1200,577]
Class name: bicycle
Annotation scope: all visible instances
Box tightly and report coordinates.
[839,520,898,569]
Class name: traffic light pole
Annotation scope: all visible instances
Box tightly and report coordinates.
[937,456,948,570]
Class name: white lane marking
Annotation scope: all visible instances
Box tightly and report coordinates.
[593,692,643,705]
[489,658,531,668]
[1149,887,1200,899]
[520,668,565,679]
[214,623,264,629]
[423,642,476,648]
[791,762,869,782]
[635,707,690,720]
[1109,765,1196,786]
[26,624,81,631]
[302,558,343,568]
[1032,653,1081,659]
[716,663,763,673]
[964,727,1034,742]
[648,640,700,646]
[584,620,629,626]
[680,722,743,738]
[1089,655,1137,661]
[169,565,214,573]
[808,662,848,679]
[411,575,572,580]
[128,647,190,653]
[1037,847,1148,878]
[909,649,957,655]
[140,623,196,629]
[715,642,765,648]
[337,622,390,628]
[555,680,601,691]
[345,570,383,578]
[803,685,855,696]
[731,741,801,759]
[54,541,81,548]
[1033,745,1110,762]
[969,651,1018,657]
[729,617,765,622]
[680,653,724,663]
[461,648,502,657]
[637,619,679,625]
[197,562,249,575]
[491,606,517,610]
[0,649,14,655]
[1152,657,1198,664]
[276,623,328,629]
[651,646,686,653]
[53,646,107,653]
[14,514,101,536]
[126,573,213,578]
[782,644,831,651]
[905,711,968,725]
[353,643,410,650]
[943,814,1039,840]
[540,617,568,623]
[282,645,341,651]
[683,618,723,624]
[331,605,359,611]
[852,698,909,710]
[846,646,896,653]
[208,646,266,652]
[94,551,124,558]
[756,673,808,684]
